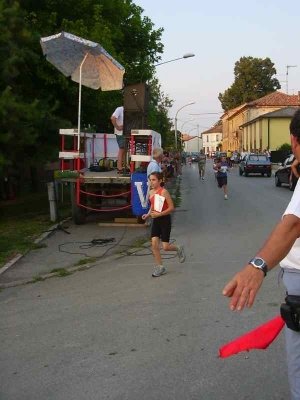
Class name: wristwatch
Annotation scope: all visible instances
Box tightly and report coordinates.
[249,257,268,277]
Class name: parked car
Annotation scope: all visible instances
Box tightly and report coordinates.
[191,154,198,162]
[239,154,272,177]
[275,154,299,191]
[218,152,227,159]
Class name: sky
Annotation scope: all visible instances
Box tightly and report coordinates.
[136,0,300,136]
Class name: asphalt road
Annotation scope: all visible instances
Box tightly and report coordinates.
[0,161,294,400]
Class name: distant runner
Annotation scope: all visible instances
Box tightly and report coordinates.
[197,149,206,180]
[216,156,230,200]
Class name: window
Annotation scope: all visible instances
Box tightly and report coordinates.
[216,135,219,142]
[207,135,209,142]
[249,155,268,161]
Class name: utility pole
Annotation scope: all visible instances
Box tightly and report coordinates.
[286,65,297,94]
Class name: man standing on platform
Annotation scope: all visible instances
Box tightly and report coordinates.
[111,106,126,173]
[198,149,206,180]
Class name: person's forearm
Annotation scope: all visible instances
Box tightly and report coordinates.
[256,215,300,271]
[159,207,174,217]
[111,117,121,130]
[291,167,300,178]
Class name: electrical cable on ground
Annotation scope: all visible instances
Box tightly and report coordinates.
[58,232,178,261]
[58,226,127,259]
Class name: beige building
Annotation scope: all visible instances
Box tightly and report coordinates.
[240,107,299,152]
[221,92,300,152]
[202,124,223,155]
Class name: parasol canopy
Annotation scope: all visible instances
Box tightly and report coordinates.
[40,32,125,152]
[40,31,125,91]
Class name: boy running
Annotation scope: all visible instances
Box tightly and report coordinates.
[216,156,229,200]
[142,172,185,277]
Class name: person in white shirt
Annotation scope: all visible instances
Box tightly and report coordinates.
[111,106,126,173]
[222,109,300,400]
[241,148,248,161]
[147,147,163,178]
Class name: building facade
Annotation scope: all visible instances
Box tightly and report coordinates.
[240,107,299,151]
[201,124,223,156]
[221,92,300,152]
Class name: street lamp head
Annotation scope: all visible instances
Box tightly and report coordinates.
[183,53,195,59]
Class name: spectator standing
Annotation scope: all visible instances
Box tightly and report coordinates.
[233,150,239,166]
[111,106,126,173]
[241,148,248,161]
[147,148,163,178]
[226,150,232,168]
[222,109,300,400]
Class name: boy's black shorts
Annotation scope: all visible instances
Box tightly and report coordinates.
[217,176,227,188]
[151,215,171,242]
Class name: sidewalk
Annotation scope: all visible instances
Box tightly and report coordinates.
[0,177,179,289]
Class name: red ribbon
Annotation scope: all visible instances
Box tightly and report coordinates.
[219,316,285,358]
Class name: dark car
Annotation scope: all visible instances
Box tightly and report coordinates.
[191,154,198,162]
[239,154,272,177]
[275,154,299,191]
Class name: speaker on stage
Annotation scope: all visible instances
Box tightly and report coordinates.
[123,111,148,138]
[124,82,150,112]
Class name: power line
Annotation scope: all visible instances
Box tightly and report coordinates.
[189,112,223,115]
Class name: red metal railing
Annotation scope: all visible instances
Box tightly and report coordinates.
[76,178,131,212]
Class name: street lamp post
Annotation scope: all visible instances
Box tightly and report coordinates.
[186,126,197,153]
[180,119,195,149]
[286,65,297,94]
[140,53,195,82]
[175,102,195,149]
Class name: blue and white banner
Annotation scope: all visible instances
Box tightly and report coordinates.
[131,173,150,216]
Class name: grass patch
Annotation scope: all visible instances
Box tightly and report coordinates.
[50,268,72,277]
[77,266,89,271]
[32,275,46,282]
[130,236,149,248]
[0,190,71,268]
[74,257,97,266]
[32,243,48,250]
[172,184,182,208]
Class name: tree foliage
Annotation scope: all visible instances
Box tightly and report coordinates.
[0,0,165,186]
[276,143,291,152]
[218,56,281,111]
[147,78,173,146]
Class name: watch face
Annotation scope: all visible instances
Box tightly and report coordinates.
[254,258,264,267]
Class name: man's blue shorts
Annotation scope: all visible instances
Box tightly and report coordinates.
[116,134,125,149]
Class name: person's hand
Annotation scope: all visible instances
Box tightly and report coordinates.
[150,210,160,218]
[142,214,148,220]
[116,125,123,131]
[222,265,264,311]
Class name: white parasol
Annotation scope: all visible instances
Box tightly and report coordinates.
[40,31,125,150]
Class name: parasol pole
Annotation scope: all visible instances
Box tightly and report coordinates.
[77,53,89,152]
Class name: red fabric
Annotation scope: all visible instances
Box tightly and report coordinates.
[219,316,285,358]
[150,187,168,212]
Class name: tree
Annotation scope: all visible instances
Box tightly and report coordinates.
[276,143,291,152]
[147,78,173,146]
[0,0,165,193]
[218,56,281,111]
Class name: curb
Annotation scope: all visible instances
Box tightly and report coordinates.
[0,218,71,277]
[0,242,153,290]
[0,179,180,289]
